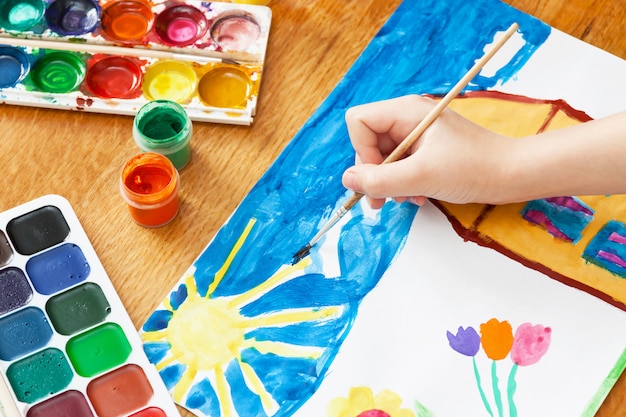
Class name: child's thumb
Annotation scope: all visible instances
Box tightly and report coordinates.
[342,164,401,199]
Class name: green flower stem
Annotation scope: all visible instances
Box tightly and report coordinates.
[473,357,494,417]
[507,363,519,417]
[491,361,504,417]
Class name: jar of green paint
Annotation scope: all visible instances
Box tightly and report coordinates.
[133,100,192,170]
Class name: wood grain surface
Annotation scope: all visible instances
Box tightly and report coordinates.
[0,0,624,415]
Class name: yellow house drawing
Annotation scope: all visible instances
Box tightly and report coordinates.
[434,91,626,310]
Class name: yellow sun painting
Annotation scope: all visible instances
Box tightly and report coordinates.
[141,218,355,416]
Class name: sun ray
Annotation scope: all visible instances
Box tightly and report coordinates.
[153,355,178,371]
[173,363,199,403]
[215,367,234,417]
[241,306,343,329]
[239,361,277,411]
[185,273,198,298]
[208,219,257,296]
[142,217,349,416]
[227,257,312,309]
[142,329,168,343]
[242,339,325,359]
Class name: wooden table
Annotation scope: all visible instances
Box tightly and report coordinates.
[0,0,624,415]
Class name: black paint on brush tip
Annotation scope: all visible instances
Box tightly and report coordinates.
[291,244,312,265]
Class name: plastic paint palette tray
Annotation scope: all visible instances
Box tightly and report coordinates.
[0,195,181,417]
[0,0,272,124]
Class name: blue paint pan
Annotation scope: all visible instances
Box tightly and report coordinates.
[0,46,30,88]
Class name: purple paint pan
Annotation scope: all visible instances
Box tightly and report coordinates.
[45,0,99,35]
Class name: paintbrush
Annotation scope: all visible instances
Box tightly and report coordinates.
[292,22,520,264]
[0,36,233,63]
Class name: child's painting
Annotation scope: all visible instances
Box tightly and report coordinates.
[140,0,626,416]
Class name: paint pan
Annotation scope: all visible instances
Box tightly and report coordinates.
[30,51,86,93]
[0,195,182,416]
[0,0,45,31]
[85,55,143,99]
[0,46,30,89]
[44,0,100,36]
[0,1,272,124]
[198,64,253,109]
[154,4,208,46]
[142,59,197,103]
[211,11,261,50]
[100,0,154,42]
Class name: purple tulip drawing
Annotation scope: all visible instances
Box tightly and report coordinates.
[447,325,493,416]
[447,326,481,357]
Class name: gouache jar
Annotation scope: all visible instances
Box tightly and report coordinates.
[133,100,192,170]
[119,152,180,228]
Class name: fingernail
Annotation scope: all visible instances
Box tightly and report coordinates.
[342,169,358,191]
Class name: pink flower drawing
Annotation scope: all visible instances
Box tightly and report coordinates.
[510,323,552,366]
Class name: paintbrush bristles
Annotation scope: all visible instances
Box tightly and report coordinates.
[292,23,519,262]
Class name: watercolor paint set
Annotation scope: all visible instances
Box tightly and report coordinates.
[0,0,272,124]
[0,195,181,417]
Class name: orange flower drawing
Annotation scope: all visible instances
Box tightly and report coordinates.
[480,318,514,360]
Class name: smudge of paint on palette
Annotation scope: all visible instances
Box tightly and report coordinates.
[0,195,182,416]
[0,0,271,124]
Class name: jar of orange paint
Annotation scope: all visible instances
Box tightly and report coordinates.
[119,152,180,228]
